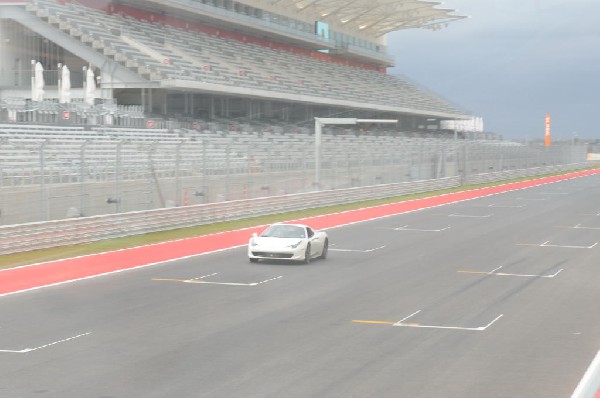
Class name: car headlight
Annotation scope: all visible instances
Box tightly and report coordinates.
[287,240,303,249]
[250,238,258,247]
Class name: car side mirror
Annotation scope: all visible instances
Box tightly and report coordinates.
[252,232,258,238]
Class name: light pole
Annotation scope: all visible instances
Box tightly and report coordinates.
[79,140,89,216]
[31,59,36,102]
[39,139,48,221]
[57,63,62,103]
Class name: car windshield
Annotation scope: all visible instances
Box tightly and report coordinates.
[261,225,306,239]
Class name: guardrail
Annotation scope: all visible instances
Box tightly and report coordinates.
[0,162,590,256]
[463,162,589,185]
[0,177,459,255]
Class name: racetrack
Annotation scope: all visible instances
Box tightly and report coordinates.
[1,172,599,397]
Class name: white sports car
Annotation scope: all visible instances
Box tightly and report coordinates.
[248,223,329,263]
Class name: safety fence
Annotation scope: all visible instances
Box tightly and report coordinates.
[0,161,591,255]
[0,130,588,225]
[463,162,590,185]
[1,177,460,255]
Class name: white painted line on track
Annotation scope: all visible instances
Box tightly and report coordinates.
[393,310,422,325]
[487,265,504,274]
[330,245,385,253]
[0,332,92,353]
[448,213,493,218]
[480,314,505,330]
[394,225,451,232]
[186,276,282,286]
[518,241,598,249]
[458,267,564,278]
[497,269,563,278]
[354,311,503,332]
[541,242,598,249]
[516,197,549,201]
[189,272,219,281]
[253,276,283,285]
[571,350,600,398]
[574,224,600,230]
[392,312,503,331]
[153,276,283,286]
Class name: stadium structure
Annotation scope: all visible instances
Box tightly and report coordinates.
[0,0,587,226]
[0,0,469,128]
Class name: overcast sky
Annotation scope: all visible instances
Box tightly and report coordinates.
[387,0,600,141]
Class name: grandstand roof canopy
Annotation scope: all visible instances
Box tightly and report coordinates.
[283,0,466,37]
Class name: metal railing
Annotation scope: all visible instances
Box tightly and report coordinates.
[463,163,589,185]
[0,161,591,256]
[0,176,459,255]
[0,132,590,225]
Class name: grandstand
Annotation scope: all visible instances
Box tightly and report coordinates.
[0,0,468,127]
[0,0,587,225]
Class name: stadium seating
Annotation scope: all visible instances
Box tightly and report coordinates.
[26,0,463,116]
[0,118,472,190]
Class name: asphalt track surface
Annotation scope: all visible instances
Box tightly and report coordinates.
[1,171,600,397]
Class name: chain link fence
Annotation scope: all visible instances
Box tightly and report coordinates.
[0,133,589,226]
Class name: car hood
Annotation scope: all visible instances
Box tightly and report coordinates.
[252,237,304,248]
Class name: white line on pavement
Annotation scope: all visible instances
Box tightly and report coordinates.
[571,350,600,398]
[0,332,92,354]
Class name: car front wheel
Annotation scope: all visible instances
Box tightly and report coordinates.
[319,239,328,259]
[302,244,311,264]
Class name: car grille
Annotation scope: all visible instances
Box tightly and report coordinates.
[252,252,293,259]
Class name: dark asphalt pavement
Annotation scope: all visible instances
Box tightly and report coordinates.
[1,174,599,397]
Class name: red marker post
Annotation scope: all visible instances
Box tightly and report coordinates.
[544,115,551,147]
